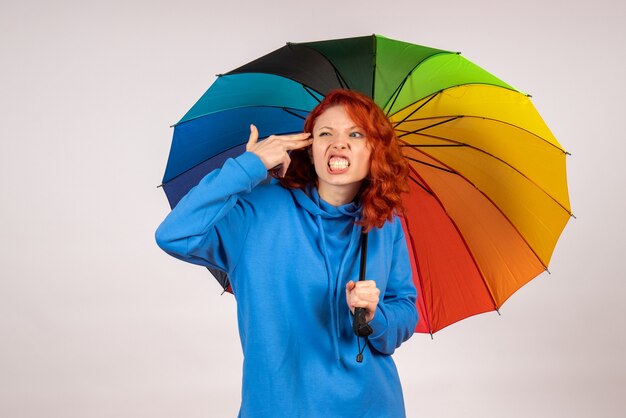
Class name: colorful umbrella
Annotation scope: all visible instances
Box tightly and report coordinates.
[160,34,572,335]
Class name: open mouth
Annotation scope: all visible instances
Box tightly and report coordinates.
[328,156,350,173]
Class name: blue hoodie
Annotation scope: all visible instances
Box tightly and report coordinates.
[156,152,418,418]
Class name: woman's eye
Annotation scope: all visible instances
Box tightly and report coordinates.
[318,132,330,137]
[350,132,364,138]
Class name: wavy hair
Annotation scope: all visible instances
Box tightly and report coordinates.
[277,89,409,231]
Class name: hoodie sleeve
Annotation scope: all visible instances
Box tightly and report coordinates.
[155,152,268,274]
[367,220,418,355]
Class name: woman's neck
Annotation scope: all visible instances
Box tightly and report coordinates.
[317,182,361,206]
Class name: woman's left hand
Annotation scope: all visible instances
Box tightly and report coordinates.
[345,280,380,323]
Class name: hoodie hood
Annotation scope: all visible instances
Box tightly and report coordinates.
[290,183,362,220]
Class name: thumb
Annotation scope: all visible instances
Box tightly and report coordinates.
[345,280,356,292]
[246,124,259,151]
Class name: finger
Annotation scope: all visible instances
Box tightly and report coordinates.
[246,124,259,151]
[350,290,375,299]
[282,138,313,151]
[354,288,379,301]
[354,280,377,289]
[279,153,291,178]
[276,132,311,141]
[358,293,380,304]
[349,300,372,310]
[354,285,379,294]
[345,281,356,292]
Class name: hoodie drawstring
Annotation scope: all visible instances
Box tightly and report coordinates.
[315,214,362,365]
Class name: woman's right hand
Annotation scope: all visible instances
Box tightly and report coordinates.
[246,124,312,177]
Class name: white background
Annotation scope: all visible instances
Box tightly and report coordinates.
[1,0,625,416]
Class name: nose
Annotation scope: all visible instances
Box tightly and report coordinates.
[331,142,348,150]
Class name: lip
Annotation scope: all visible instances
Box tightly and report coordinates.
[327,165,349,174]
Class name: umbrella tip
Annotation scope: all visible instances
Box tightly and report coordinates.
[526,93,533,98]
[456,51,462,55]
[495,308,501,316]
[429,332,434,340]
[156,184,163,189]
[571,212,577,219]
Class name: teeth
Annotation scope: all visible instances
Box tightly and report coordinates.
[329,157,349,171]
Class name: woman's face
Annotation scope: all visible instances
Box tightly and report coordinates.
[310,105,372,204]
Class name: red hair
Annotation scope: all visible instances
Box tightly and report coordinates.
[277,89,409,231]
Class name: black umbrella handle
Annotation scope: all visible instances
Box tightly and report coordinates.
[353,231,373,338]
[353,308,373,337]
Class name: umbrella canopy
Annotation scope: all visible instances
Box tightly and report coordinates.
[160,34,572,335]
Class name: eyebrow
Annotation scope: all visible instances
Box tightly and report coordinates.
[316,125,360,131]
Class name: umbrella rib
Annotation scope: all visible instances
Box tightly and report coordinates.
[407,164,501,313]
[396,114,568,154]
[399,214,435,336]
[173,104,313,128]
[399,131,573,216]
[406,157,457,174]
[392,91,442,129]
[337,69,350,89]
[384,76,409,117]
[408,175,434,195]
[405,143,551,271]
[163,142,247,187]
[301,85,323,103]
[397,115,462,138]
[403,144,466,148]
[386,82,523,119]
[226,42,339,101]
[371,34,377,101]
[162,126,307,186]
[381,50,456,113]
[292,42,351,90]
[281,107,308,120]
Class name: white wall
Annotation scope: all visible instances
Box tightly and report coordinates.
[1,0,624,416]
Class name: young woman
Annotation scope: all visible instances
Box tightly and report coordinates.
[156,89,418,417]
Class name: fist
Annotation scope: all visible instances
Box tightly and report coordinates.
[345,280,380,323]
